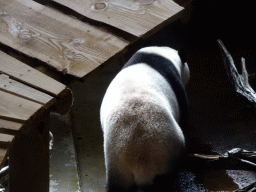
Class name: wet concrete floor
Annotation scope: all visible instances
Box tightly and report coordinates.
[49,113,80,192]
[70,59,123,192]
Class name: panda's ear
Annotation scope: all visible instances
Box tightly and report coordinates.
[178,47,187,64]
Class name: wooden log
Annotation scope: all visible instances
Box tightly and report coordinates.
[9,110,50,192]
[185,148,256,172]
[52,0,184,37]
[0,0,129,80]
[217,39,256,109]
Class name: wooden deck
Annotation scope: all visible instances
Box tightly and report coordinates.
[0,0,184,80]
[0,0,186,191]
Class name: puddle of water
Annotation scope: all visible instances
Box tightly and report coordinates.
[174,164,239,191]
[196,169,238,191]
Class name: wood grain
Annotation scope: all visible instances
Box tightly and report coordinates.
[0,90,43,122]
[52,0,184,37]
[0,74,54,105]
[0,50,65,97]
[0,0,129,80]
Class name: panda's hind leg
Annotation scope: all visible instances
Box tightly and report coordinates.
[139,171,176,192]
[106,168,136,192]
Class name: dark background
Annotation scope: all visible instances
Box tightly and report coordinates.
[140,0,256,190]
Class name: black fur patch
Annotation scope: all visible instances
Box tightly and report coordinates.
[178,47,187,64]
[122,52,189,131]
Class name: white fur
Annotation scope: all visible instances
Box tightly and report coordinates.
[100,46,190,190]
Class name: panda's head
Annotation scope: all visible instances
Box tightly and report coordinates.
[138,46,190,86]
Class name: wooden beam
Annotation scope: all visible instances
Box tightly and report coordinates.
[0,0,129,80]
[52,0,184,37]
[51,88,73,115]
[9,111,50,192]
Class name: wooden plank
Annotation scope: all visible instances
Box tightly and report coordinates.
[0,50,65,97]
[0,148,8,168]
[52,0,184,37]
[0,0,129,80]
[0,119,23,134]
[0,133,14,147]
[0,51,73,115]
[0,74,54,105]
[0,90,43,122]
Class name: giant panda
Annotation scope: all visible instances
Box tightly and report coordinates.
[100,46,190,192]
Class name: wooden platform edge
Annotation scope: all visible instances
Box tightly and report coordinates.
[0,119,23,136]
[141,6,184,40]
[0,86,72,135]
[0,133,15,148]
[0,74,54,105]
[51,87,73,115]
[0,148,8,168]
[0,50,66,97]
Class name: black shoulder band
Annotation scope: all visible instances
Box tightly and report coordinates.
[122,52,189,131]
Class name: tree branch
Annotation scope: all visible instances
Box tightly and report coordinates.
[217,39,256,108]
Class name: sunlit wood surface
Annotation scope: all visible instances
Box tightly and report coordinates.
[52,0,183,37]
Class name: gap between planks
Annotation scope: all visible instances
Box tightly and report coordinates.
[46,0,138,44]
[0,74,54,105]
[0,50,66,98]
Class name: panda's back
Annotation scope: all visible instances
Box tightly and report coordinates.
[101,63,185,185]
[100,63,180,130]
